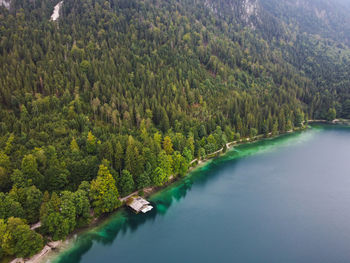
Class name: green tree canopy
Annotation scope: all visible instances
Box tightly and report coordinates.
[1,217,43,258]
[90,164,121,216]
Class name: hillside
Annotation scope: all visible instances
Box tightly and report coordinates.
[0,0,349,260]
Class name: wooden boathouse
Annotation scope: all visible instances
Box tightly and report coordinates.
[126,196,153,213]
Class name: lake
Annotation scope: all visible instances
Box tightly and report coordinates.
[52,125,350,263]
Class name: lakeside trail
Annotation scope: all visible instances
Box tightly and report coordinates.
[88,119,350,216]
[308,119,350,125]
[14,126,312,263]
[47,123,350,263]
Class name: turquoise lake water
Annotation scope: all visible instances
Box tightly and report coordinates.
[52,125,350,263]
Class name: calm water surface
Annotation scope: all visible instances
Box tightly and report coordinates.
[53,125,350,263]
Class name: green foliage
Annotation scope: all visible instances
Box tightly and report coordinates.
[23,186,43,223]
[11,169,28,188]
[183,147,193,163]
[70,138,80,152]
[125,136,142,179]
[326,108,337,121]
[1,217,43,258]
[60,191,77,234]
[173,152,189,177]
[44,212,69,241]
[163,136,174,155]
[205,134,217,154]
[114,141,124,172]
[40,192,65,240]
[67,154,98,190]
[272,121,279,136]
[0,152,11,192]
[0,167,11,193]
[294,110,305,128]
[0,193,25,220]
[86,131,97,154]
[21,154,43,189]
[198,148,206,159]
[136,164,152,189]
[90,165,121,216]
[250,128,258,138]
[0,0,349,251]
[80,60,92,75]
[44,147,69,192]
[152,167,167,187]
[73,189,90,226]
[40,188,89,240]
[0,152,10,170]
[158,151,173,180]
[0,219,6,259]
[119,170,135,196]
[4,134,14,155]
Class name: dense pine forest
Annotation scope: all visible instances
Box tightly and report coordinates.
[0,0,349,260]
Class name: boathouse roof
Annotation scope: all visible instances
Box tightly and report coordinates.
[127,196,153,213]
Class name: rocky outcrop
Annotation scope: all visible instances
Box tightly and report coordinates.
[0,0,11,9]
[51,1,63,21]
[241,0,259,23]
[203,0,261,28]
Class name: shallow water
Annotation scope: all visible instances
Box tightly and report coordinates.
[52,125,350,263]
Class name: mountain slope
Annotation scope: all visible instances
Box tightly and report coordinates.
[0,0,349,259]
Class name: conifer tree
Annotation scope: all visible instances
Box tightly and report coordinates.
[163,136,174,155]
[86,131,97,154]
[119,170,135,196]
[90,165,121,216]
[70,138,80,152]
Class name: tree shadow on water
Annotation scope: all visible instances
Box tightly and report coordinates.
[54,182,193,263]
[55,151,247,263]
[152,179,193,216]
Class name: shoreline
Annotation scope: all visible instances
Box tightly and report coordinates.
[308,119,350,125]
[16,126,310,263]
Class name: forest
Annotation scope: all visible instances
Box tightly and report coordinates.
[0,0,349,260]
